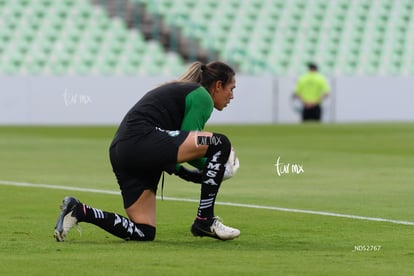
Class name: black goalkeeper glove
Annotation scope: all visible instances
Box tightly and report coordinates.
[175,165,203,184]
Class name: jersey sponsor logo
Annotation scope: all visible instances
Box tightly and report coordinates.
[167,130,180,137]
[155,127,180,137]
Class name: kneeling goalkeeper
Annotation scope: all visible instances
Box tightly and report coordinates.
[53,61,240,242]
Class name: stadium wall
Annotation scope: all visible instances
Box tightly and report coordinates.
[0,75,413,125]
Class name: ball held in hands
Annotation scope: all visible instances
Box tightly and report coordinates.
[223,147,240,180]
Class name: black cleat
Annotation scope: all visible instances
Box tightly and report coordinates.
[54,196,81,242]
[191,216,240,240]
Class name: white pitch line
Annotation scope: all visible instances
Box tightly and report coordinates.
[1,179,414,226]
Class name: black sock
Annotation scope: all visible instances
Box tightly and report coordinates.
[196,134,231,221]
[197,184,219,221]
[75,203,155,241]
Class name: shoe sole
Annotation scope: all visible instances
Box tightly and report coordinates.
[191,224,221,240]
[54,197,78,242]
[191,221,240,241]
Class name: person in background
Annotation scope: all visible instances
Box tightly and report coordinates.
[294,62,330,122]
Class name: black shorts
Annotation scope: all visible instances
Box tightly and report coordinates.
[302,105,321,121]
[109,127,189,208]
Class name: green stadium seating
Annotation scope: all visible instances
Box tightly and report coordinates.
[0,0,186,75]
[135,0,414,75]
[1,0,414,75]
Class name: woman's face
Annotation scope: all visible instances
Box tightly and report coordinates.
[211,76,236,111]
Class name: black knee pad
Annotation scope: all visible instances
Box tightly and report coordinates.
[199,133,231,162]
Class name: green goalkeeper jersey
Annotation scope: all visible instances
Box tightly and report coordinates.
[111,82,213,169]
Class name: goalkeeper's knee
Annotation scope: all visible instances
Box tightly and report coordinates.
[200,133,232,162]
[197,133,231,185]
[129,223,156,241]
[201,133,239,180]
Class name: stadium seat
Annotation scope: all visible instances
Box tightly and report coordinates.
[0,0,187,75]
[1,0,414,76]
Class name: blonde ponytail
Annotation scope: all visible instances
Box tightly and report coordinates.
[177,61,203,83]
[161,61,234,92]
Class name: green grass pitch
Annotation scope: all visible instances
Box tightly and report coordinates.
[0,123,414,275]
